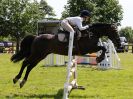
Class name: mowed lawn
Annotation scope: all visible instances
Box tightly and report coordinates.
[0,53,133,99]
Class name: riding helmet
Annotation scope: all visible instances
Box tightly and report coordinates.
[80,10,91,17]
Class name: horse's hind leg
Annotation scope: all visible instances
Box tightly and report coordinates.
[19,62,38,88]
[13,59,29,84]
[19,54,47,88]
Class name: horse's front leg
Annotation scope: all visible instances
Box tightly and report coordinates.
[96,46,106,63]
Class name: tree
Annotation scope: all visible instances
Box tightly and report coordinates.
[119,27,133,43]
[62,0,123,25]
[39,0,55,17]
[62,0,94,19]
[0,0,55,52]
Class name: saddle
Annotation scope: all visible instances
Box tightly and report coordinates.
[57,27,81,43]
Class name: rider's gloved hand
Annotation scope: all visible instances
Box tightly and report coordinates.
[85,25,89,29]
[85,24,92,29]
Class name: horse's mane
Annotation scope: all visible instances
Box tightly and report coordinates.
[88,23,117,35]
[90,23,116,28]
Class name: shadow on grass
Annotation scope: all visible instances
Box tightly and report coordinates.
[5,88,92,99]
[6,89,63,99]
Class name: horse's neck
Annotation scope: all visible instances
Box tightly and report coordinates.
[91,26,109,37]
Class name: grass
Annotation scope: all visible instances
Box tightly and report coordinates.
[0,53,133,99]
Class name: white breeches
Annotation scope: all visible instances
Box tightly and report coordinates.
[61,19,74,33]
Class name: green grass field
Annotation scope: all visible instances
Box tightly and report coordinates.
[0,53,133,99]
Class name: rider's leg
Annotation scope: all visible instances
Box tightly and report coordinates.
[61,19,75,66]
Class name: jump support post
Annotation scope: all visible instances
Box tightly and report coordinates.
[63,33,85,99]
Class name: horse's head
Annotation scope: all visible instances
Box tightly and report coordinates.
[88,23,121,48]
[106,24,121,48]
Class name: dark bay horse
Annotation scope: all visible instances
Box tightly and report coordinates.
[11,23,121,88]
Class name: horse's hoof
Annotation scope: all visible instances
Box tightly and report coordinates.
[13,78,18,84]
[96,58,100,63]
[20,80,26,88]
[96,57,103,63]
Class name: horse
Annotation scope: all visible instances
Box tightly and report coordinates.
[11,23,121,88]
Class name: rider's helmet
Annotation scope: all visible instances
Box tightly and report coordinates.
[80,10,91,17]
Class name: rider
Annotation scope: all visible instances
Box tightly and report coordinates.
[61,10,91,36]
[60,10,91,59]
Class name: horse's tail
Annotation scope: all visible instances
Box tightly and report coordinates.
[11,35,36,63]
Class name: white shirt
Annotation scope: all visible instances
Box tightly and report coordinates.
[66,16,89,30]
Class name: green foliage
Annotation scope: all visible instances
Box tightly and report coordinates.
[62,0,94,19]
[39,0,55,16]
[119,27,133,42]
[0,0,55,38]
[62,0,123,24]
[92,0,123,23]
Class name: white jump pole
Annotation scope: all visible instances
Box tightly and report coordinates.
[63,33,74,99]
[98,39,121,69]
[108,39,120,69]
[63,33,85,99]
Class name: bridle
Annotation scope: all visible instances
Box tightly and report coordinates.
[80,28,94,39]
